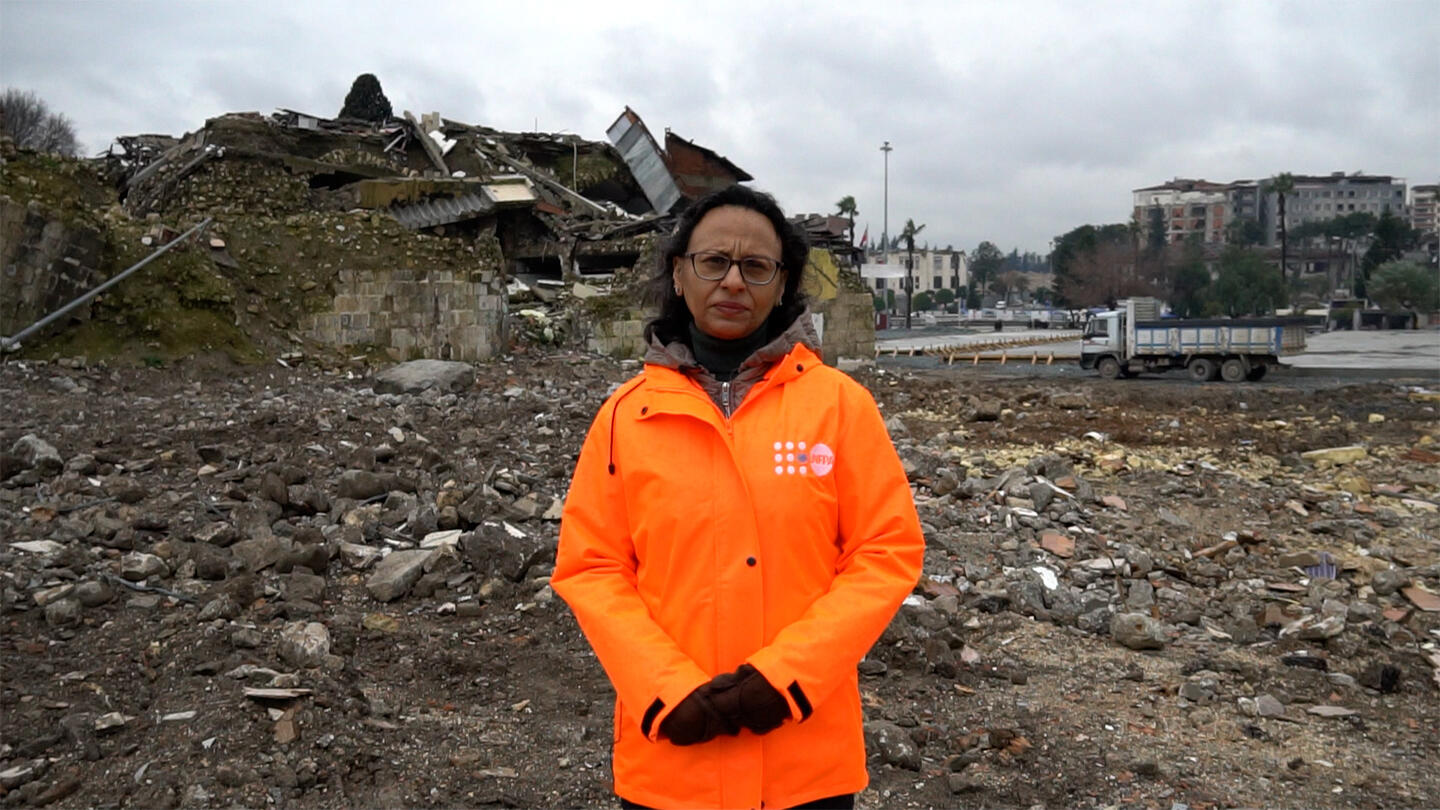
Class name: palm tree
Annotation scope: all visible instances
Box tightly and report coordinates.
[835,195,858,249]
[1271,173,1296,291]
[899,218,925,329]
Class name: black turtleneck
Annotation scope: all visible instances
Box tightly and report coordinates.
[688,322,770,381]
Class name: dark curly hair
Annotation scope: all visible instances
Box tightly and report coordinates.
[644,185,810,344]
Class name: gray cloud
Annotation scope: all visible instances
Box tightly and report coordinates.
[2,0,1435,253]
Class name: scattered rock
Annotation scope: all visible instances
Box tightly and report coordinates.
[10,434,63,477]
[119,551,168,581]
[365,549,435,602]
[44,598,82,628]
[1111,613,1166,650]
[1358,662,1402,693]
[1301,445,1368,466]
[864,720,921,770]
[373,360,475,395]
[278,620,331,668]
[1255,694,1286,718]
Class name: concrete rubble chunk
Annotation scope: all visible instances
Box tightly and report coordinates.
[1301,445,1367,466]
[95,712,132,731]
[340,542,383,570]
[11,434,64,477]
[45,597,83,627]
[278,620,332,668]
[33,584,75,607]
[231,535,289,573]
[462,521,554,582]
[365,549,435,602]
[1255,694,1286,718]
[120,551,169,581]
[420,529,463,551]
[864,720,922,770]
[12,540,65,555]
[1111,612,1166,650]
[374,360,475,395]
[337,469,389,501]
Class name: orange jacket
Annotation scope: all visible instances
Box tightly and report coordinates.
[552,343,924,809]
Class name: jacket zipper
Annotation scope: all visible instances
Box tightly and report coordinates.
[721,381,733,418]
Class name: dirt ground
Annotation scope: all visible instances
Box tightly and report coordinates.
[2,353,1438,810]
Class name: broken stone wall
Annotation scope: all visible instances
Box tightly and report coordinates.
[304,267,504,361]
[303,234,507,361]
[588,317,647,358]
[803,248,876,364]
[0,198,106,338]
[814,291,877,363]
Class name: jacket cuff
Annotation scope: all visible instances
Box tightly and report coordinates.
[745,658,814,723]
[642,672,711,742]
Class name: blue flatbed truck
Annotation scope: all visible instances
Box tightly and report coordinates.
[1080,297,1308,382]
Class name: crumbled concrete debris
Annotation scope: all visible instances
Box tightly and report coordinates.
[1,353,1437,809]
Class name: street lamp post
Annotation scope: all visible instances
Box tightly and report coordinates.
[880,141,892,264]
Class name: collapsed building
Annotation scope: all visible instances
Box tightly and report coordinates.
[1,105,874,364]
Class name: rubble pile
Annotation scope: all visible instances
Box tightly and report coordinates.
[2,355,1437,807]
[4,107,677,364]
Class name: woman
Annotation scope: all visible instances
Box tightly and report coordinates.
[552,185,924,810]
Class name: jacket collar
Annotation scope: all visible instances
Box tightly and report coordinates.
[643,307,823,378]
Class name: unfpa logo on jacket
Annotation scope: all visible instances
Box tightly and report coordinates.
[771,441,834,477]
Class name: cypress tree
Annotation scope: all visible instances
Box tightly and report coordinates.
[339,74,392,122]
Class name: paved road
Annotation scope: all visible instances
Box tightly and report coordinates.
[875,326,1439,377]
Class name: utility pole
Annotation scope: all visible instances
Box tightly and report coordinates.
[880,141,892,263]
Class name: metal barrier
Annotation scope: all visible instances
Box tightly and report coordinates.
[1,218,213,352]
[875,332,1079,364]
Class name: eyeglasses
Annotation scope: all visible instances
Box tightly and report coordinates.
[685,251,783,286]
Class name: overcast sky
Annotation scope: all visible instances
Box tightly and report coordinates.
[4,0,1437,253]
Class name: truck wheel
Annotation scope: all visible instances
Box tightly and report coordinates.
[1187,357,1217,382]
[1098,356,1122,380]
[1246,363,1268,381]
[1220,358,1247,383]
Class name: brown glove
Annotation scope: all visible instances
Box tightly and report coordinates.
[706,664,791,735]
[658,685,740,746]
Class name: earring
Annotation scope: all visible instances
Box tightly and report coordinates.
[674,286,682,296]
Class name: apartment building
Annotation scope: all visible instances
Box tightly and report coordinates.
[1132,178,1233,244]
[1260,173,1407,246]
[1133,173,1409,247]
[1411,184,1439,237]
[861,248,969,296]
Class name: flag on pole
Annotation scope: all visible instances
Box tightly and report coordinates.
[859,225,869,248]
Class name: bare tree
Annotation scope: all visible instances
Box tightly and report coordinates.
[1058,242,1160,308]
[1,88,79,155]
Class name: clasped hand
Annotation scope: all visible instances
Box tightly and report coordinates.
[659,664,791,745]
